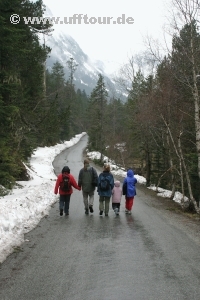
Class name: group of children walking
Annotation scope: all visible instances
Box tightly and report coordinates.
[111,168,137,215]
[54,159,137,217]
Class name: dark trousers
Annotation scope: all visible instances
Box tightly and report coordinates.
[59,194,71,213]
[112,203,121,211]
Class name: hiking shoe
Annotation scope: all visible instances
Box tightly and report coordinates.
[85,209,89,215]
[65,211,69,216]
[99,211,103,216]
[60,209,63,216]
[89,206,94,213]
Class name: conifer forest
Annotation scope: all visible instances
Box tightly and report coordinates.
[1,0,200,212]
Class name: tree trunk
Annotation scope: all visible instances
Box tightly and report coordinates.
[145,147,151,186]
[177,132,199,212]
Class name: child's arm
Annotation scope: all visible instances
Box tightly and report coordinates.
[54,174,61,194]
[70,175,81,190]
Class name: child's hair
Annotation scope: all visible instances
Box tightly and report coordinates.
[103,163,110,172]
[84,159,89,164]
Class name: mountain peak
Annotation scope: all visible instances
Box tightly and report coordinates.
[45,29,125,99]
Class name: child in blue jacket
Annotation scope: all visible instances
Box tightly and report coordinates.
[123,169,137,214]
[97,164,114,216]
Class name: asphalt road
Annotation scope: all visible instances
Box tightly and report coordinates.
[0,134,200,300]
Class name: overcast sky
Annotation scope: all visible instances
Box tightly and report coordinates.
[42,0,171,68]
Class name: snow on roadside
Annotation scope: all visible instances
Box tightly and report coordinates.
[86,150,146,184]
[0,132,86,263]
[86,150,189,204]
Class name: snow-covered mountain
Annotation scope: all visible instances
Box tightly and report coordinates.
[43,5,127,99]
[45,31,126,99]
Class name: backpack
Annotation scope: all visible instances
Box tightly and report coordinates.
[122,182,127,195]
[99,174,110,191]
[60,173,71,191]
[91,167,98,187]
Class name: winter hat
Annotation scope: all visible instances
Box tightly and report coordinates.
[114,181,121,187]
[62,166,70,174]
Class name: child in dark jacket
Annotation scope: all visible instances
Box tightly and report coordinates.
[97,164,114,216]
[54,166,81,216]
[112,180,122,215]
[123,169,137,214]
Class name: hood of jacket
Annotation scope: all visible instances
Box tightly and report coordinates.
[62,166,70,174]
[114,180,121,187]
[127,169,134,177]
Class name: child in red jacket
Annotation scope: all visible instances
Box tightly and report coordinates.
[54,166,81,216]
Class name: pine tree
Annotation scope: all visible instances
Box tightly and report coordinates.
[66,57,78,137]
[87,74,108,161]
[0,0,52,189]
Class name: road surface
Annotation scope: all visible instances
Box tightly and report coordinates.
[0,134,200,300]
